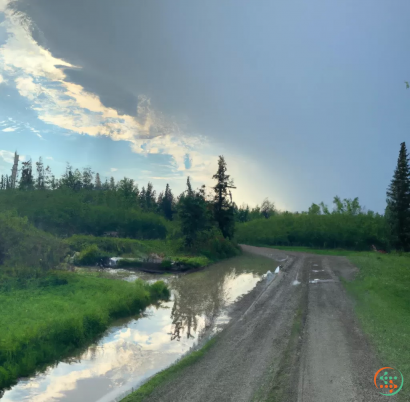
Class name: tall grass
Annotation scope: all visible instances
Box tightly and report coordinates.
[0,272,169,391]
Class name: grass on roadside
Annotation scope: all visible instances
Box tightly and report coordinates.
[0,272,170,391]
[343,253,410,400]
[121,337,217,402]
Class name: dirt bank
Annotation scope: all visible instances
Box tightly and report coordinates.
[140,246,395,402]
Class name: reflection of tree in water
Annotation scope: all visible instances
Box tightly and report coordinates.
[168,263,236,341]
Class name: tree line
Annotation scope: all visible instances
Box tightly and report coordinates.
[235,142,410,251]
[0,156,237,247]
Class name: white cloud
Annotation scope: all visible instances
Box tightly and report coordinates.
[36,133,43,139]
[0,149,14,163]
[0,73,3,84]
[0,6,216,178]
[110,167,118,172]
[2,126,16,132]
[45,156,53,160]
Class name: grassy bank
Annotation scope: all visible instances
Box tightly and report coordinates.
[344,253,410,400]
[66,234,241,269]
[0,272,170,391]
[121,337,217,402]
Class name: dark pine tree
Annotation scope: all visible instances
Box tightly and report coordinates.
[178,177,210,247]
[212,156,236,239]
[160,183,175,220]
[386,142,410,251]
[19,159,34,190]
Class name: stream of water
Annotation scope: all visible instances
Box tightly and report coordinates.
[2,254,277,402]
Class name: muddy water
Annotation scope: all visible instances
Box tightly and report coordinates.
[2,253,277,402]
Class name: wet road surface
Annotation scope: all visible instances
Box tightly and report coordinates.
[143,246,395,402]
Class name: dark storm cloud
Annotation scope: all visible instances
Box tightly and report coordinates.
[7,0,410,212]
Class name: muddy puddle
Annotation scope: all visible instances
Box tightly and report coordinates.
[2,253,278,402]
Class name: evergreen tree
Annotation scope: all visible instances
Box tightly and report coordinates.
[139,186,146,209]
[109,176,116,191]
[60,163,82,191]
[82,167,94,190]
[159,183,175,220]
[386,142,410,250]
[212,156,236,239]
[145,182,157,211]
[19,159,34,190]
[236,203,250,222]
[102,178,110,191]
[117,177,137,207]
[178,177,211,247]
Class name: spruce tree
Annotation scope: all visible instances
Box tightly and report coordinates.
[178,177,210,247]
[386,142,410,250]
[212,156,236,239]
[160,183,175,220]
[19,160,34,190]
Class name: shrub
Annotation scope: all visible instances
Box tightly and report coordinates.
[148,280,171,299]
[77,245,108,266]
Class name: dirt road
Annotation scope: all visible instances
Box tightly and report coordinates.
[143,246,395,402]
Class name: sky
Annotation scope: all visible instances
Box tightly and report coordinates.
[0,0,409,212]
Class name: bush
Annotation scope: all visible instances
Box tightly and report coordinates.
[77,245,108,266]
[148,280,171,299]
[160,259,173,269]
[0,211,68,280]
[0,190,168,239]
[235,213,389,251]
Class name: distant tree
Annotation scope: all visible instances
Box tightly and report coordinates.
[117,177,137,207]
[159,183,175,220]
[178,177,211,247]
[319,202,330,215]
[386,142,410,250]
[308,203,321,215]
[35,157,45,190]
[60,163,82,191]
[82,167,94,190]
[19,159,34,190]
[212,156,236,239]
[102,178,110,191]
[145,182,157,211]
[109,176,116,191]
[139,186,146,209]
[95,173,102,190]
[261,198,276,219]
[236,203,250,222]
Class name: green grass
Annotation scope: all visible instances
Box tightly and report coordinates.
[343,253,410,400]
[121,337,217,402]
[0,272,170,391]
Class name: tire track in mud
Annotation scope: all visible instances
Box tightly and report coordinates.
[141,247,392,402]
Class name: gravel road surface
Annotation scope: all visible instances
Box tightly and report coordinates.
[142,246,395,402]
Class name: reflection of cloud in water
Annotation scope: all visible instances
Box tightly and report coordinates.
[3,258,268,402]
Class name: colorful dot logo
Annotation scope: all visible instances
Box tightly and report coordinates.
[374,367,404,396]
